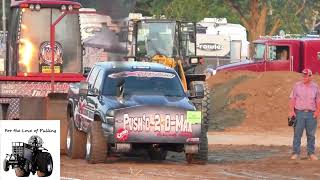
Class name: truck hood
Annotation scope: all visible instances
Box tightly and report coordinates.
[216,59,253,71]
[102,95,195,111]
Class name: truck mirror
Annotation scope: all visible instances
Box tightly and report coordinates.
[83,67,91,78]
[79,81,89,95]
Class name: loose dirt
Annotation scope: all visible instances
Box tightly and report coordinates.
[61,144,320,180]
[207,71,320,132]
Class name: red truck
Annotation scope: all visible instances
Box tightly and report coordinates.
[0,0,86,153]
[216,36,320,73]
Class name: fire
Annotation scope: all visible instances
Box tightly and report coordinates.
[21,24,27,30]
[19,38,34,72]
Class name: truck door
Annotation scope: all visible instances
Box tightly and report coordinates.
[84,68,105,131]
[265,44,291,71]
[77,66,100,131]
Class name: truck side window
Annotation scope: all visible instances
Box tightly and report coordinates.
[87,67,100,88]
[93,70,104,91]
[268,45,289,61]
[253,43,265,61]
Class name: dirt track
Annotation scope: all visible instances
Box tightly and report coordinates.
[60,71,320,179]
[61,132,320,180]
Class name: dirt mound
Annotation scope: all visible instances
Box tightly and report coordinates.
[207,71,320,132]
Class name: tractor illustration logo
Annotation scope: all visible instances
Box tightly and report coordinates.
[3,135,53,177]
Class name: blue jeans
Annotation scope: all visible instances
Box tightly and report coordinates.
[293,110,317,155]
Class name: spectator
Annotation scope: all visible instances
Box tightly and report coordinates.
[280,49,288,60]
[289,68,320,160]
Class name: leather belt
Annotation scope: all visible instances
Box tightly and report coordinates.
[296,109,315,112]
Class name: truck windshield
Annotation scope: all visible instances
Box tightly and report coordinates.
[18,8,81,73]
[136,22,178,57]
[102,71,185,97]
[253,43,265,60]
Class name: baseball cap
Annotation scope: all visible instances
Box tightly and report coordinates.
[302,68,312,76]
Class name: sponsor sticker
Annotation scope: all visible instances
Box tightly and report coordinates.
[39,41,63,65]
[108,71,175,79]
[187,111,201,124]
[197,43,223,51]
[116,128,129,142]
[122,113,193,133]
[186,137,200,143]
[41,65,61,73]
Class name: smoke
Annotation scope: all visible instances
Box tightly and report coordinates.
[77,0,136,58]
[78,0,136,20]
[103,0,136,20]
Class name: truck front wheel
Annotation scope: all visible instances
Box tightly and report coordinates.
[185,124,208,164]
[3,159,9,171]
[85,121,108,164]
[15,167,30,177]
[67,116,86,159]
[36,152,53,177]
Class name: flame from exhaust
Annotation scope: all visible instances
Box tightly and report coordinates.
[21,24,27,30]
[19,38,34,72]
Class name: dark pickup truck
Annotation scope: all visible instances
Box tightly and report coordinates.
[66,61,208,164]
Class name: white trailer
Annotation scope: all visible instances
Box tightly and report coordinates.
[197,18,249,62]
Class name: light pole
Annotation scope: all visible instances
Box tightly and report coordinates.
[2,0,6,75]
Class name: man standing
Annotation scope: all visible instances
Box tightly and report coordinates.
[289,69,320,160]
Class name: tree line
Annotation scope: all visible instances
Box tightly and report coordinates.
[0,0,319,43]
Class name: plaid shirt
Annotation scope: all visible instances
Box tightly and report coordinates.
[290,81,320,111]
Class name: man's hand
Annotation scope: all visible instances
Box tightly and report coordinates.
[313,111,320,119]
[289,111,296,118]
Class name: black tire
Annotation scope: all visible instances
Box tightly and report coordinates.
[187,81,209,164]
[36,152,53,177]
[67,116,86,159]
[186,124,208,164]
[85,121,108,164]
[3,159,9,171]
[202,82,211,131]
[148,148,167,161]
[15,167,30,177]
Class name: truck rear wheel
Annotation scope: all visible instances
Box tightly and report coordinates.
[15,167,30,177]
[3,159,9,171]
[36,152,53,177]
[185,124,208,164]
[148,148,167,161]
[85,121,108,164]
[202,82,211,131]
[67,116,86,159]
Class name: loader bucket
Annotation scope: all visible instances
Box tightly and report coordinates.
[46,93,68,155]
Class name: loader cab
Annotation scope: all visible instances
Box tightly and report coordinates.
[131,19,197,61]
[4,0,82,77]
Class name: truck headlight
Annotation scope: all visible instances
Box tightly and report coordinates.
[106,110,115,124]
[106,110,115,117]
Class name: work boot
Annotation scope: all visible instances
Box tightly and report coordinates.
[290,154,300,160]
[308,154,318,161]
